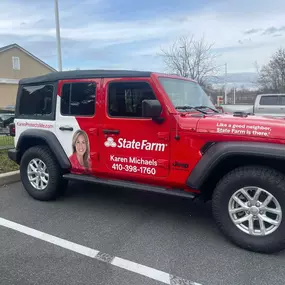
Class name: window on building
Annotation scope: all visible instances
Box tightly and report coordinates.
[19,84,53,115]
[260,95,279,105]
[108,82,156,117]
[61,82,96,116]
[12,57,20,70]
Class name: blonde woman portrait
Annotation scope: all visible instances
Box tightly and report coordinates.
[69,129,92,174]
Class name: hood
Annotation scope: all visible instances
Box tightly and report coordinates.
[194,113,285,140]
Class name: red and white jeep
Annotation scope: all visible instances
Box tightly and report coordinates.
[8,70,285,253]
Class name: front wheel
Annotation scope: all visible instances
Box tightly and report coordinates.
[20,146,67,201]
[212,166,285,253]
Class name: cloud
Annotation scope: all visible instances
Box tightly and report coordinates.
[237,38,252,45]
[262,26,285,35]
[244,29,261,35]
[0,0,284,84]
[273,34,283,37]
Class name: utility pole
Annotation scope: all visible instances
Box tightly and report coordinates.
[233,84,236,104]
[54,0,62,71]
[224,63,227,104]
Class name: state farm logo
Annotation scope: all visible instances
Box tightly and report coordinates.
[104,137,117,147]
[104,137,167,152]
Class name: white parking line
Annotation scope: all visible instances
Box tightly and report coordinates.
[0,217,202,285]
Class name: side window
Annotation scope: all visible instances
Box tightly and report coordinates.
[61,82,96,116]
[108,81,156,117]
[19,84,53,116]
[260,96,279,105]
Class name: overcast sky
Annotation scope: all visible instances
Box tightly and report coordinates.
[0,0,284,76]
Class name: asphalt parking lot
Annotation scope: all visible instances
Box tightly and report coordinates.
[1,181,285,285]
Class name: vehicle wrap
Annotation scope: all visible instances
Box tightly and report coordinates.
[12,72,285,192]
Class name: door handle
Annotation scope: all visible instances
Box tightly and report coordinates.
[103,129,120,135]
[59,126,73,131]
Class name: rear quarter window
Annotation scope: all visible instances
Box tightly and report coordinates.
[259,95,279,105]
[16,83,56,120]
[279,96,285,105]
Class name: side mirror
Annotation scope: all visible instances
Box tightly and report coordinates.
[142,99,164,123]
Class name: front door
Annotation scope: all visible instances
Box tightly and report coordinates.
[55,79,101,175]
[98,78,171,184]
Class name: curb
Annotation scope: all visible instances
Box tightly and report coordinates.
[0,170,20,186]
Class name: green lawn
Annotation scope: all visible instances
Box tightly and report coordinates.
[0,135,14,147]
[0,150,19,173]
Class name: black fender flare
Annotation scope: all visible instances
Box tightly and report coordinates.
[16,129,71,170]
[186,141,285,190]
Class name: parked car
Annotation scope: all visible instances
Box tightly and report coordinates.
[0,113,14,128]
[8,70,285,254]
[220,93,285,116]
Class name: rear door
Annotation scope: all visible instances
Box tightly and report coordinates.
[55,79,101,174]
[97,78,171,183]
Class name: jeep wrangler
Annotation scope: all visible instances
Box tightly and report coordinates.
[8,70,285,254]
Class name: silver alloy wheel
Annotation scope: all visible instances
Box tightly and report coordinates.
[27,158,49,190]
[228,186,282,236]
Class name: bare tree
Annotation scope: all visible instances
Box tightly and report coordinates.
[159,35,219,87]
[256,48,285,93]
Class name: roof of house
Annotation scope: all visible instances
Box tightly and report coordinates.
[19,69,153,84]
[0,43,57,72]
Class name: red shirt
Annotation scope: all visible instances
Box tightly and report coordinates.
[69,153,92,175]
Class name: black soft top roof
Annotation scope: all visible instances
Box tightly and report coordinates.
[19,69,153,85]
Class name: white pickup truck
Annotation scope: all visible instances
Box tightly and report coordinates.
[220,93,285,117]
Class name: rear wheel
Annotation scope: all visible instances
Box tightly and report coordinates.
[20,145,67,201]
[212,166,285,253]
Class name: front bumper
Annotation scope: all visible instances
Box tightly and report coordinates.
[8,148,20,164]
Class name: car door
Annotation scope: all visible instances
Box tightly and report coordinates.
[55,79,101,175]
[98,78,171,183]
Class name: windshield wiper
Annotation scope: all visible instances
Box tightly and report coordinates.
[194,105,219,113]
[175,105,207,114]
[175,105,194,110]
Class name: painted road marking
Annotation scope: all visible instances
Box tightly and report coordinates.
[0,217,202,285]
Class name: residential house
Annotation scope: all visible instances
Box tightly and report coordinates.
[0,43,56,108]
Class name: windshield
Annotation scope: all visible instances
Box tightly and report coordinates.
[159,77,216,111]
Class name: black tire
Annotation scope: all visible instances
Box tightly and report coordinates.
[212,166,285,254]
[20,145,67,201]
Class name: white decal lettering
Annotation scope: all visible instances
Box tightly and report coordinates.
[129,157,158,166]
[105,137,167,152]
[110,155,128,163]
[111,163,157,176]
[216,123,272,137]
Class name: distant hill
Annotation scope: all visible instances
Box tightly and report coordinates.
[209,72,259,90]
